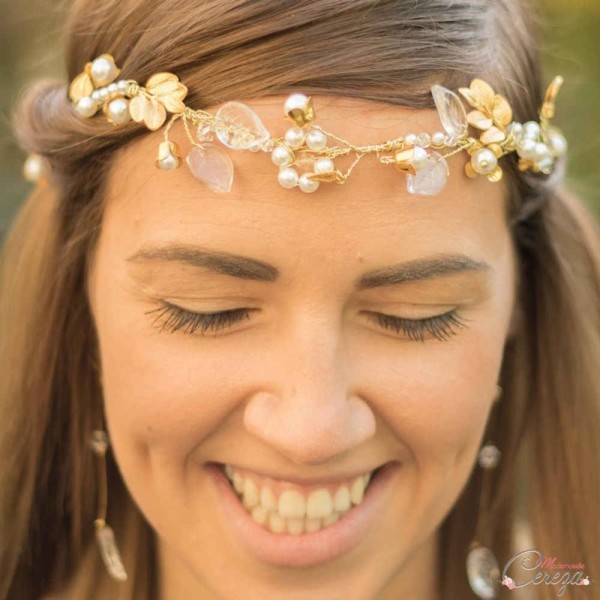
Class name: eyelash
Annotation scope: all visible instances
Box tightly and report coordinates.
[146,301,470,342]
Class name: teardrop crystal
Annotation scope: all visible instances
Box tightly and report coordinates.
[186,144,234,193]
[406,152,449,196]
[215,102,270,150]
[466,544,500,599]
[431,85,468,144]
[96,524,128,581]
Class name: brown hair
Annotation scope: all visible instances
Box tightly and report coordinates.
[1,0,599,598]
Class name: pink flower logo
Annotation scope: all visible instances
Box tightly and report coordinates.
[502,576,516,590]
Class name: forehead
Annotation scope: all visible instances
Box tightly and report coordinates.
[102,95,508,265]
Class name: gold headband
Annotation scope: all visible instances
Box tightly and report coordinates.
[24,53,567,196]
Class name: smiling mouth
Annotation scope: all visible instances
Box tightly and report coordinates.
[220,463,384,535]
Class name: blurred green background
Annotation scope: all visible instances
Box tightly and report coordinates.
[1,0,599,237]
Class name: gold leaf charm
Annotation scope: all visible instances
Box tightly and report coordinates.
[146,72,188,114]
[480,126,506,145]
[486,143,504,158]
[308,170,344,183]
[458,87,478,108]
[69,70,94,103]
[470,79,495,109]
[144,99,167,130]
[491,95,512,127]
[129,95,167,130]
[464,162,478,179]
[146,72,179,90]
[486,166,503,182]
[129,95,149,123]
[467,110,493,130]
[541,75,564,121]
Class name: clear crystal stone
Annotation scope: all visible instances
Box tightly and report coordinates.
[406,152,449,196]
[214,102,270,150]
[466,545,500,599]
[186,144,234,193]
[197,123,214,142]
[431,85,468,144]
[96,524,128,581]
[416,133,431,147]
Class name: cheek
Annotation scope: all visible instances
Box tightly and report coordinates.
[356,316,505,537]
[366,328,502,467]
[98,325,243,459]
[92,276,247,486]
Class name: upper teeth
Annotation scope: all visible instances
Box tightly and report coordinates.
[223,464,374,534]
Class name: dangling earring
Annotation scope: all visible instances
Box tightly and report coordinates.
[466,384,503,599]
[89,429,128,581]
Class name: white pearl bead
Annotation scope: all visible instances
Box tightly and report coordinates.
[517,139,537,160]
[471,148,498,175]
[284,126,305,149]
[412,147,429,171]
[91,56,118,86]
[284,94,310,116]
[548,131,567,157]
[107,83,118,95]
[305,128,327,151]
[107,98,131,125]
[404,133,418,146]
[522,121,540,140]
[314,157,334,174]
[536,156,554,173]
[117,80,129,93]
[98,88,109,101]
[507,122,523,142]
[23,154,46,183]
[91,90,102,102]
[278,167,299,188]
[271,145,293,167]
[197,124,214,141]
[75,96,98,118]
[158,153,180,170]
[431,131,446,146]
[534,143,550,162]
[298,173,319,193]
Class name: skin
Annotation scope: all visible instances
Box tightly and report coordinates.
[87,94,517,600]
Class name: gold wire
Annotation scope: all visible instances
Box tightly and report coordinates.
[93,443,108,529]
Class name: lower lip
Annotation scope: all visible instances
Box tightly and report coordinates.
[206,461,399,568]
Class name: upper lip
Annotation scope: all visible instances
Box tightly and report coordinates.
[215,461,390,486]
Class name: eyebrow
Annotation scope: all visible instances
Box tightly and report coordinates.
[126,243,492,290]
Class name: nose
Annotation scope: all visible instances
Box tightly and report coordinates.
[242,310,376,466]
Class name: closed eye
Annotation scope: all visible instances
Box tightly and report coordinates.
[145,301,471,342]
[364,310,470,342]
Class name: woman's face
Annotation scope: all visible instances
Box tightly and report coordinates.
[88,95,516,600]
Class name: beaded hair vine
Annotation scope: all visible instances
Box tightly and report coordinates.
[23,53,567,197]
